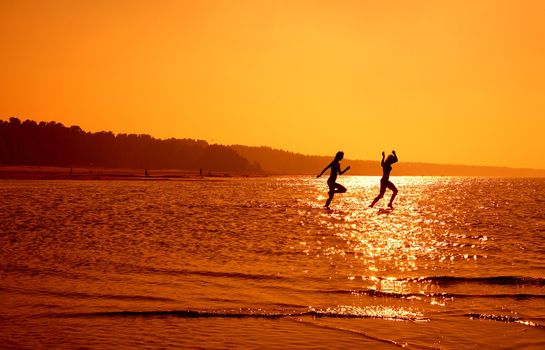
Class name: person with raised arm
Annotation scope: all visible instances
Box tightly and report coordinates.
[317,151,351,208]
[369,150,398,208]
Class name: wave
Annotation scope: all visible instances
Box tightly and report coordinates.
[111,263,287,281]
[2,263,287,283]
[326,289,545,300]
[367,276,545,286]
[53,309,427,322]
[174,269,285,281]
[1,286,176,302]
[293,320,425,349]
[466,313,545,329]
[0,263,102,282]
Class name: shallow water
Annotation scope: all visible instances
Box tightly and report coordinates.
[1,177,545,349]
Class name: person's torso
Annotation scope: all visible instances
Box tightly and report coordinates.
[382,163,392,179]
[328,161,340,181]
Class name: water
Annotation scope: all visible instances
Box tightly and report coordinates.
[1,177,544,349]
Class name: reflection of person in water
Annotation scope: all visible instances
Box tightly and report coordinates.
[369,150,398,208]
[317,151,351,208]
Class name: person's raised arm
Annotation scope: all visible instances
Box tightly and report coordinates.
[380,151,385,166]
[317,162,332,178]
[391,150,398,164]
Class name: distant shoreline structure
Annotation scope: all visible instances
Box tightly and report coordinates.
[2,117,545,177]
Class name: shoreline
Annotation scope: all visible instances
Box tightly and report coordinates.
[2,166,544,180]
[0,166,264,181]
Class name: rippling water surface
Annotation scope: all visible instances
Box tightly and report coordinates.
[1,177,545,349]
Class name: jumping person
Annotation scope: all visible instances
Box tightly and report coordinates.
[317,151,350,208]
[369,150,398,208]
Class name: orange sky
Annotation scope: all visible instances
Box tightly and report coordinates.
[1,0,544,169]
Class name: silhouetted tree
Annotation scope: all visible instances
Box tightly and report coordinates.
[0,118,262,174]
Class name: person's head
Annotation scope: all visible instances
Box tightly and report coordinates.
[335,151,344,161]
[385,154,395,164]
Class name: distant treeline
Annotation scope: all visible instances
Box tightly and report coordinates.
[231,145,336,175]
[2,118,544,177]
[0,118,262,174]
[232,145,545,177]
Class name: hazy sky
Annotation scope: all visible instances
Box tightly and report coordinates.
[1,0,544,168]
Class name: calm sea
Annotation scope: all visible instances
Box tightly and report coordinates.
[1,177,544,349]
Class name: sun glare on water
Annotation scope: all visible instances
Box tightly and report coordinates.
[303,176,490,298]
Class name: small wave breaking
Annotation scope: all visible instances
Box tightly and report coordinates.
[466,313,545,329]
[326,288,545,300]
[52,308,428,322]
[366,275,545,286]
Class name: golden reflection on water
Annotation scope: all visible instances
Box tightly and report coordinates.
[2,178,545,349]
[309,176,491,300]
[317,178,442,267]
[309,305,428,321]
[367,276,413,295]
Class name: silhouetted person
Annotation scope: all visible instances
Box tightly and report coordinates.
[317,151,350,208]
[369,150,398,208]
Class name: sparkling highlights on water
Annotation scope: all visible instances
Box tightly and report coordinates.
[306,177,490,275]
[309,305,428,322]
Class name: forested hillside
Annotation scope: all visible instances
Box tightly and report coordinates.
[0,118,262,174]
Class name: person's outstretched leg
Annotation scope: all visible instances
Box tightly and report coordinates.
[370,182,386,207]
[369,195,381,207]
[387,182,398,208]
